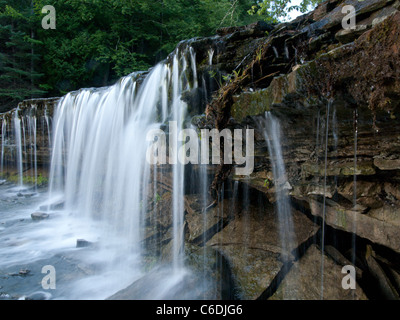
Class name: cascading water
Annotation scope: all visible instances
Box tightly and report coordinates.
[0,105,50,190]
[0,41,220,300]
[1,118,7,177]
[42,45,199,297]
[262,112,296,268]
[27,112,38,190]
[260,111,298,299]
[13,110,24,187]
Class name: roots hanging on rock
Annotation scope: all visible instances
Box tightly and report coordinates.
[207,39,274,200]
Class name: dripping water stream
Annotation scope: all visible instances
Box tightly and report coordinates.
[320,99,332,300]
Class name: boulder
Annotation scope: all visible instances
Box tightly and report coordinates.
[76,239,93,248]
[335,25,369,44]
[31,212,49,221]
[373,157,400,170]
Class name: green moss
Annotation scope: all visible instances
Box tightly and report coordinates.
[302,161,376,177]
[5,173,48,186]
[231,89,271,122]
[154,193,162,204]
[340,162,376,176]
[335,209,347,229]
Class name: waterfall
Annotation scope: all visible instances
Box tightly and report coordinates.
[46,46,197,276]
[0,44,204,299]
[0,104,50,190]
[262,112,295,260]
[208,48,214,66]
[1,118,7,177]
[27,112,38,190]
[13,110,24,187]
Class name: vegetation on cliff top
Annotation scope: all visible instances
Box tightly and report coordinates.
[0,0,262,112]
[249,0,322,22]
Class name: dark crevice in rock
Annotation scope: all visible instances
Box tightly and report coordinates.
[190,218,232,247]
[291,196,400,299]
[214,249,240,300]
[256,261,294,300]
[255,212,319,300]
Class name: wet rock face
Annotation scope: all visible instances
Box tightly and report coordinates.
[206,203,319,299]
[270,245,368,300]
[0,98,57,182]
[202,0,400,300]
[3,0,400,301]
[224,2,400,258]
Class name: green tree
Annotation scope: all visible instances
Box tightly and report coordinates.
[1,0,261,109]
[248,0,322,22]
[35,0,261,95]
[0,0,45,112]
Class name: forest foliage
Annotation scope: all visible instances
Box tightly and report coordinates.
[0,0,320,112]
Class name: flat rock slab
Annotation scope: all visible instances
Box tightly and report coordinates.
[270,245,368,300]
[212,245,282,300]
[373,157,400,170]
[207,205,319,257]
[207,204,319,299]
[310,0,390,30]
[185,195,239,244]
[308,197,400,254]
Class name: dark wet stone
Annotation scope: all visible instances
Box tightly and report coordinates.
[31,212,49,221]
[76,239,93,248]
